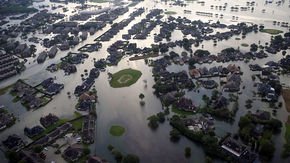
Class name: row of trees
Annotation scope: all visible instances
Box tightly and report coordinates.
[238,114,282,160]
[108,145,140,163]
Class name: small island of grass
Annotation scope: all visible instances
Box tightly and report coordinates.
[260,29,283,35]
[110,125,125,136]
[109,68,142,88]
[241,43,249,47]
[172,106,195,116]
[164,11,177,15]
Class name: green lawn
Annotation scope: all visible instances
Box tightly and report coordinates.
[172,106,195,116]
[164,11,177,15]
[260,29,283,35]
[241,43,249,47]
[0,84,14,95]
[74,111,83,118]
[109,68,142,88]
[12,97,20,103]
[109,125,125,136]
[71,118,84,131]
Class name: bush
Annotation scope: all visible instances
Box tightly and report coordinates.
[194,49,210,57]
[5,151,21,163]
[205,156,213,163]
[148,115,159,129]
[108,144,114,151]
[185,147,191,158]
[54,149,61,154]
[83,148,91,155]
[170,129,181,142]
[112,149,123,162]
[157,112,165,123]
[139,93,145,100]
[33,145,43,153]
[122,154,140,163]
[259,139,275,159]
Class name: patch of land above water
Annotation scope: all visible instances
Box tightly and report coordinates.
[260,29,283,35]
[109,68,142,88]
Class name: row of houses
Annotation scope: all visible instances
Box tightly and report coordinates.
[39,77,64,96]
[124,9,162,40]
[32,122,72,147]
[96,7,144,42]
[0,108,15,131]
[153,69,195,96]
[82,115,96,144]
[189,64,241,78]
[0,51,21,81]
[11,80,52,109]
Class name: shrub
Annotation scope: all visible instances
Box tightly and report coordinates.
[185,147,191,158]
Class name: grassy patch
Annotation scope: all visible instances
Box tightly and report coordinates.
[164,11,177,15]
[260,29,283,35]
[282,89,290,112]
[71,118,84,131]
[109,125,125,136]
[109,68,142,88]
[74,111,82,118]
[241,43,249,47]
[171,106,195,116]
[0,84,14,95]
[12,97,20,103]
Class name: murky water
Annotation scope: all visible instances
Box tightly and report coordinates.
[0,0,290,163]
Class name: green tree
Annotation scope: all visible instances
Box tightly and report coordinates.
[238,116,251,128]
[185,147,191,158]
[83,148,91,155]
[170,129,181,142]
[171,115,181,122]
[156,112,165,123]
[194,49,210,57]
[5,151,21,163]
[148,115,159,129]
[139,93,145,100]
[108,144,114,151]
[211,90,219,100]
[112,149,123,162]
[205,156,213,163]
[202,135,218,146]
[33,145,43,153]
[122,154,140,163]
[268,119,282,131]
[259,139,275,159]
